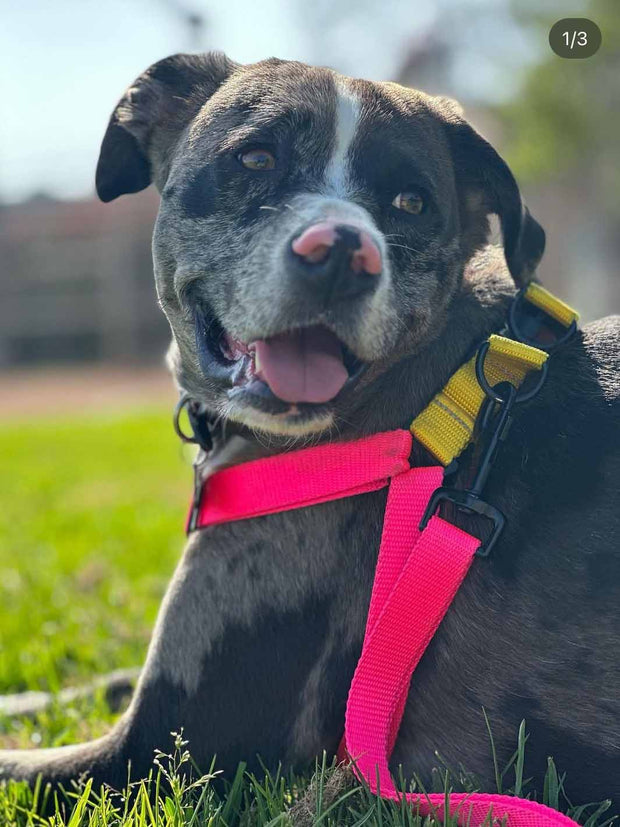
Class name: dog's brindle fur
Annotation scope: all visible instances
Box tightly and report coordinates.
[2,54,619,807]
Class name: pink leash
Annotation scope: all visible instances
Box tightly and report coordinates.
[192,430,578,826]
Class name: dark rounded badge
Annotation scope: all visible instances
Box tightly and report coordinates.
[549,18,602,58]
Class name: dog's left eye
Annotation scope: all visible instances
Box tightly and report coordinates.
[391,191,425,215]
[239,148,276,171]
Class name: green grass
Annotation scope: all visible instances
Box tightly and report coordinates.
[1,732,617,826]
[0,409,188,699]
[0,409,616,825]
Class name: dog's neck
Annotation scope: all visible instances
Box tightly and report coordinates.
[195,258,516,476]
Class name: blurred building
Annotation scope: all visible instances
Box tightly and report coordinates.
[0,191,167,368]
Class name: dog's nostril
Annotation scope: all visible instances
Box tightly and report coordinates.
[291,222,382,277]
[353,230,382,276]
[305,243,332,265]
[292,223,339,261]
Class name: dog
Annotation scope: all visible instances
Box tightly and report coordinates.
[1,53,619,810]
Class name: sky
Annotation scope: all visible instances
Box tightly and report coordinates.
[1,0,549,204]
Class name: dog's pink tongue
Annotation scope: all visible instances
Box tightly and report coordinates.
[253,328,348,403]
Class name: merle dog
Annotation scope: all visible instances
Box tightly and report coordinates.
[1,53,619,809]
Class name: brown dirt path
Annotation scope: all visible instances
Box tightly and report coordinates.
[0,364,177,418]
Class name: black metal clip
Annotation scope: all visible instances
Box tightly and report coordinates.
[420,343,548,557]
[508,287,577,352]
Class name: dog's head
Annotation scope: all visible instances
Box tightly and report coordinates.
[96,53,544,437]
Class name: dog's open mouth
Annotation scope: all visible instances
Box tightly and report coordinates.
[195,306,365,409]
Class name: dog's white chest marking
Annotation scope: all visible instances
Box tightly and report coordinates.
[324,84,361,198]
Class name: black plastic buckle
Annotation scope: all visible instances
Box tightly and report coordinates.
[508,287,577,352]
[420,487,506,557]
[420,339,549,557]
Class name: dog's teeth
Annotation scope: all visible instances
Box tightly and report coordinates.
[254,349,262,372]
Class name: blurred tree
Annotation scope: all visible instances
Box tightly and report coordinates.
[158,0,208,51]
[499,0,619,216]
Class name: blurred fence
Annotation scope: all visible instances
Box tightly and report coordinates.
[0,191,166,368]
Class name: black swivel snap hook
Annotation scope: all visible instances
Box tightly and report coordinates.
[420,342,549,557]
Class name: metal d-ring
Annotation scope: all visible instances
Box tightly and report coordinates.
[508,287,578,351]
[173,392,214,452]
[475,340,549,405]
[173,392,200,444]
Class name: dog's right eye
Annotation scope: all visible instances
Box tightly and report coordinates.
[391,190,425,215]
[238,148,276,171]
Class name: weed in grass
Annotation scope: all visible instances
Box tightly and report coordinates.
[0,723,617,826]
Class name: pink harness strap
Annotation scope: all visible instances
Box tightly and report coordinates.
[193,429,412,529]
[345,466,577,826]
[192,431,578,826]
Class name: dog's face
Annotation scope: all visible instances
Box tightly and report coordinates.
[97,54,544,437]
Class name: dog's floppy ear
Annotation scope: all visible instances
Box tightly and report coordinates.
[441,109,545,286]
[96,52,238,203]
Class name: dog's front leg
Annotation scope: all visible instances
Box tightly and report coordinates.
[121,506,375,778]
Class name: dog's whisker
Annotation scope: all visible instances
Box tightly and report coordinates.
[387,308,414,341]
[283,203,304,217]
[387,242,422,255]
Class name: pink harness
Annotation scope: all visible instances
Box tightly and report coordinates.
[191,429,578,826]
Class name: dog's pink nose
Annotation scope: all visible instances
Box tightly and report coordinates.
[291,222,382,276]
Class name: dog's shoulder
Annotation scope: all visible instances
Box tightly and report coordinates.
[500,312,620,511]
[579,315,620,404]
[538,314,620,413]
